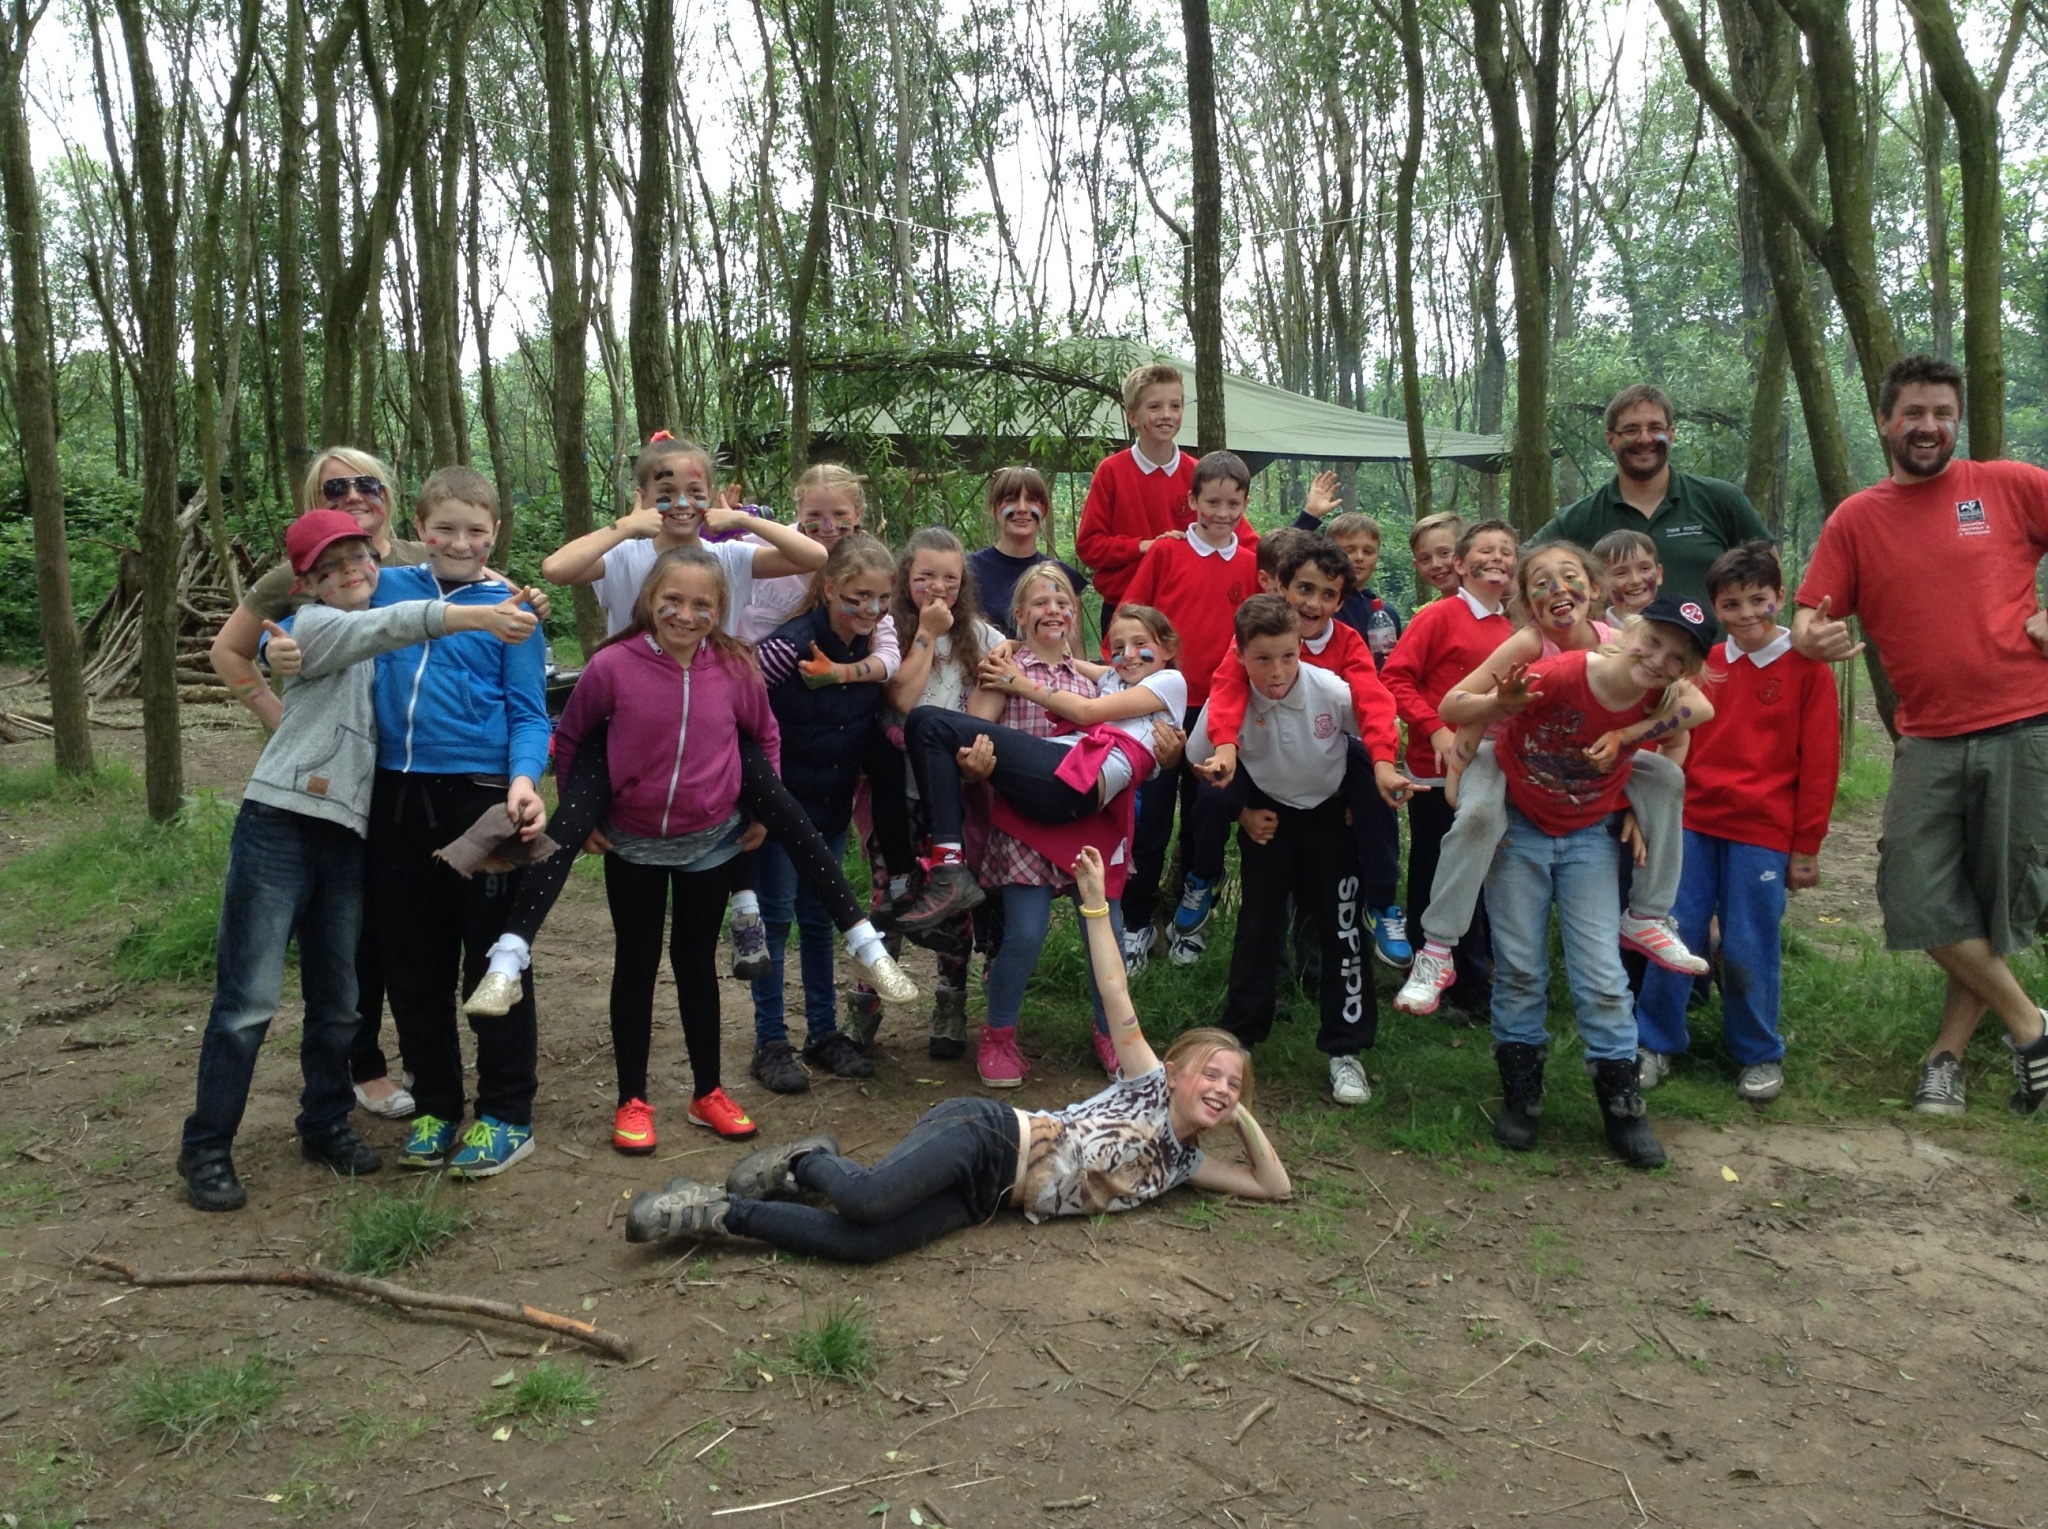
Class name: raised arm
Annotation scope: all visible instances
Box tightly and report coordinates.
[1438,628,1543,727]
[1071,847,1159,1078]
[540,504,663,586]
[704,507,828,580]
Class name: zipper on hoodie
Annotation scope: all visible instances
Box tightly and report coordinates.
[401,646,431,773]
[659,663,690,835]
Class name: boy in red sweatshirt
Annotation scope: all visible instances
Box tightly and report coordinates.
[1076,362,1255,616]
[1116,450,1261,966]
[1634,540,1838,1102]
[1193,536,1411,968]
[1379,517,1519,1014]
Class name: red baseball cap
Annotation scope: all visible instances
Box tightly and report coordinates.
[286,508,374,575]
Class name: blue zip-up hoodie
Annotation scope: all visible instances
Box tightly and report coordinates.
[369,565,550,782]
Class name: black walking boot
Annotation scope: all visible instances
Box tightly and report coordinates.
[1591,1056,1667,1169]
[1491,1042,1546,1152]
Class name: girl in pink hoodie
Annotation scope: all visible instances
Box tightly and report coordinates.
[554,547,779,1151]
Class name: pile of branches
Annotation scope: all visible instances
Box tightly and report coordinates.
[77,490,252,700]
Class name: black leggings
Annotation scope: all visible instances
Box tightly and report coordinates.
[722,1096,1019,1263]
[603,854,728,1103]
[904,705,1100,844]
[503,726,865,947]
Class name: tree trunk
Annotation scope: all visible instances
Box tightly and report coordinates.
[1181,0,1227,452]
[410,4,473,468]
[1473,191,1505,518]
[628,0,677,439]
[275,0,310,478]
[541,0,601,652]
[1918,59,1952,362]
[0,5,90,773]
[467,130,515,550]
[108,0,184,821]
[785,0,840,478]
[1388,0,1430,513]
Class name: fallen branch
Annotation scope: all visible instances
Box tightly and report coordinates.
[1228,1398,1275,1445]
[710,1461,950,1517]
[1287,1372,1449,1439]
[85,1256,631,1361]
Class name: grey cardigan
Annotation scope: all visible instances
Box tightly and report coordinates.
[242,599,451,836]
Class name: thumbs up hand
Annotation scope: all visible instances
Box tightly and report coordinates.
[1801,596,1864,662]
[481,588,540,645]
[262,620,304,678]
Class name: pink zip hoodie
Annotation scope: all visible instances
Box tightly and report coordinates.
[555,633,780,840]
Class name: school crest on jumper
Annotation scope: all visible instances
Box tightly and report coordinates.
[1956,498,1989,536]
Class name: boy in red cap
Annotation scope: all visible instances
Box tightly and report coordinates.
[175,509,537,1212]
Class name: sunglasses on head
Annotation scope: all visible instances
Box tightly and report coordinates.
[322,475,386,502]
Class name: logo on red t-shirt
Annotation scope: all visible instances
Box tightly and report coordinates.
[1957,499,1989,536]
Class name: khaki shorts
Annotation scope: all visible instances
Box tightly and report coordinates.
[1877,724,2048,956]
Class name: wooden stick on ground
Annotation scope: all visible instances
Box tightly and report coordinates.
[85,1257,632,1361]
[1288,1371,1450,1439]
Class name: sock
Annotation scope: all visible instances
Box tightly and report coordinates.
[484,934,530,979]
[845,919,885,964]
[1421,939,1453,961]
[888,874,911,901]
[731,891,761,920]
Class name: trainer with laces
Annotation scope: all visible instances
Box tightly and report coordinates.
[1793,354,2048,1117]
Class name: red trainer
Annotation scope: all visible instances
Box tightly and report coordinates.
[1092,1031,1120,1079]
[687,1087,760,1139]
[978,1025,1028,1088]
[611,1097,657,1155]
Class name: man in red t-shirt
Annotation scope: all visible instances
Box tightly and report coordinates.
[1793,353,2048,1117]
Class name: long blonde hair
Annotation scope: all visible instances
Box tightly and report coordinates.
[1009,560,1079,633]
[1163,1027,1255,1111]
[793,462,876,537]
[300,446,398,513]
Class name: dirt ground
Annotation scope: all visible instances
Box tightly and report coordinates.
[4,701,2046,1529]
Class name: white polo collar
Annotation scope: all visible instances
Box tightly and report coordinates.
[1188,532,1238,560]
[1302,621,1336,655]
[1129,444,1186,476]
[1456,586,1505,619]
[1725,628,1793,668]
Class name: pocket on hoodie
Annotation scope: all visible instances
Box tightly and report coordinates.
[296,722,375,805]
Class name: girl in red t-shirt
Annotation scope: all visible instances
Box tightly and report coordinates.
[1441,603,1714,1170]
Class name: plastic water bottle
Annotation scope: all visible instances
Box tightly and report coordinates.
[1366,599,1399,664]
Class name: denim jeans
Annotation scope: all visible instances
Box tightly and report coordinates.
[984,886,1125,1037]
[750,827,848,1048]
[723,1096,1019,1263]
[182,801,364,1156]
[1485,804,1637,1061]
[1636,830,1788,1065]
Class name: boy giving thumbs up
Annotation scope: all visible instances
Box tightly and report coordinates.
[176,508,538,1212]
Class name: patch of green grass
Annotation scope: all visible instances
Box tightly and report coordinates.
[122,1354,282,1450]
[0,786,232,984]
[0,759,135,810]
[5,1442,93,1528]
[338,1185,470,1274]
[479,1362,601,1429]
[787,1304,876,1383]
[1831,725,1891,815]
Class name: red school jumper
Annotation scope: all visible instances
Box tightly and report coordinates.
[1121,533,1258,708]
[1682,636,1839,856]
[1496,650,1653,835]
[1202,618,1400,763]
[1379,589,1514,781]
[1076,446,1256,616]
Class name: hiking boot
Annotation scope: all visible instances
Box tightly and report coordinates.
[729,913,772,982]
[612,1097,657,1154]
[929,986,968,1060]
[1618,913,1709,976]
[2007,1020,2048,1116]
[841,988,883,1051]
[977,1025,1028,1088]
[624,1176,729,1243]
[447,1116,535,1178]
[1735,1062,1785,1103]
[1122,924,1154,980]
[1329,1055,1371,1106]
[1912,1050,1965,1117]
[802,1030,874,1080]
[1173,874,1219,936]
[1636,1049,1673,1091]
[1492,1042,1546,1152]
[1591,1056,1667,1170]
[685,1087,758,1140]
[300,1124,382,1177]
[1370,906,1413,968]
[725,1133,839,1201]
[750,1041,810,1094]
[1394,947,1457,1015]
[176,1148,246,1212]
[895,862,986,934]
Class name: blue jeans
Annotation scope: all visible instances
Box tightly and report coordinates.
[1486,805,1636,1061]
[750,827,847,1048]
[984,886,1125,1037]
[1636,831,1787,1065]
[182,801,364,1156]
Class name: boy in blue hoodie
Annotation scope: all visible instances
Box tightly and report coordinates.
[177,508,537,1211]
[367,466,553,1178]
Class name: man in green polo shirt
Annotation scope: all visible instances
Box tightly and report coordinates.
[1533,383,1771,606]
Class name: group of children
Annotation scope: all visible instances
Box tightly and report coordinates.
[179,360,1838,1216]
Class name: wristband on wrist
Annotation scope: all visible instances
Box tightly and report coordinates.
[1077,903,1110,919]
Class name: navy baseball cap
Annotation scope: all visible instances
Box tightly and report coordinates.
[1638,594,1718,658]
